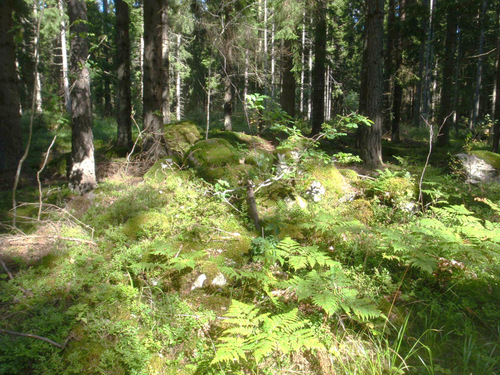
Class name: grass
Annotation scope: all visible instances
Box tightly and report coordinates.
[0,112,499,374]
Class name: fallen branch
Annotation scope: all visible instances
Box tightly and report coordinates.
[0,328,64,349]
[0,257,32,296]
[4,235,97,246]
[37,135,58,221]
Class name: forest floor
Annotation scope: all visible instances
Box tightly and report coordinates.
[0,113,499,374]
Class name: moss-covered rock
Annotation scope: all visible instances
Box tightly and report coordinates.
[164,121,202,156]
[144,157,184,182]
[123,212,170,240]
[213,131,274,152]
[471,150,500,170]
[296,162,348,206]
[186,138,252,186]
[339,168,360,182]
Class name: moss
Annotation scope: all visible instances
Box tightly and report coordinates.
[186,138,255,186]
[144,157,184,182]
[123,212,170,240]
[297,162,347,205]
[186,138,240,167]
[471,150,500,169]
[339,168,360,182]
[164,121,202,156]
[213,131,274,152]
[341,199,373,224]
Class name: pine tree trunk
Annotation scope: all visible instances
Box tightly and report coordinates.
[68,0,97,194]
[162,0,171,124]
[492,15,500,152]
[437,6,457,147]
[32,2,42,113]
[311,0,327,135]
[0,0,23,181]
[102,0,112,116]
[392,0,406,143]
[59,0,71,113]
[471,0,487,130]
[384,0,396,131]
[358,0,384,167]
[280,38,295,118]
[300,12,306,116]
[176,34,182,121]
[116,0,132,148]
[421,0,435,124]
[143,0,166,156]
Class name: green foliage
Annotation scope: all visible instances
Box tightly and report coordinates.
[212,300,324,365]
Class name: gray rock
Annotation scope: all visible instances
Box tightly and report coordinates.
[455,153,497,184]
[211,273,227,287]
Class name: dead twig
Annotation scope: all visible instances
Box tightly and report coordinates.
[0,328,65,349]
[37,135,58,221]
[3,235,97,246]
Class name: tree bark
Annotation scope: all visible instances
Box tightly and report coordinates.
[391,0,406,143]
[493,22,500,152]
[0,0,23,181]
[437,5,457,147]
[59,0,71,113]
[68,0,97,194]
[116,0,132,148]
[176,33,182,121]
[311,0,327,135]
[358,0,384,167]
[102,0,112,116]
[280,38,296,118]
[143,0,166,156]
[162,0,171,124]
[470,0,487,130]
[223,2,233,131]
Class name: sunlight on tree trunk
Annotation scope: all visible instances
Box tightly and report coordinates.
[68,0,97,194]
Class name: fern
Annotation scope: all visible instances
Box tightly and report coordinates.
[132,239,202,272]
[212,300,324,365]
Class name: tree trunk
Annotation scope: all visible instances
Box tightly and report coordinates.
[102,0,112,116]
[223,2,233,131]
[493,17,500,152]
[311,0,327,135]
[437,5,457,147]
[59,0,71,113]
[470,0,487,130]
[0,0,23,181]
[176,33,182,121]
[392,0,406,143]
[68,0,97,194]
[32,1,42,113]
[143,0,166,156]
[384,0,396,131]
[162,0,171,124]
[116,0,132,148]
[358,0,384,167]
[421,0,435,124]
[300,11,306,115]
[280,38,295,118]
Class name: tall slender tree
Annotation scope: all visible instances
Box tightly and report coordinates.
[358,0,384,167]
[162,0,171,124]
[143,0,167,156]
[0,0,23,183]
[116,0,132,148]
[68,0,97,194]
[437,4,457,146]
[311,0,327,135]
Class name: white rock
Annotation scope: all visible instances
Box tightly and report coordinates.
[191,274,207,290]
[211,273,227,287]
[456,154,497,184]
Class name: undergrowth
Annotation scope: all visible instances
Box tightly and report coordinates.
[0,116,499,374]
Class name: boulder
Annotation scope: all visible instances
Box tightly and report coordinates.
[456,153,499,184]
[164,121,202,156]
[186,138,252,186]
